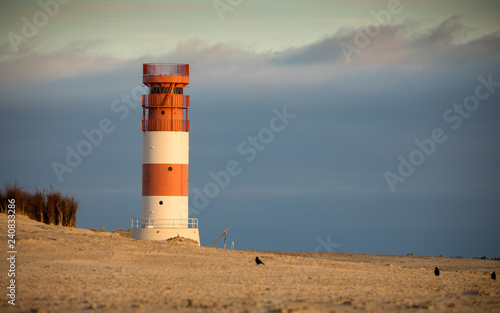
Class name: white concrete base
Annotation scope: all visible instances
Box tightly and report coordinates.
[131,228,200,245]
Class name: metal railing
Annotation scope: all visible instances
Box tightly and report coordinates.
[143,94,189,108]
[142,118,189,132]
[132,218,198,229]
[143,63,189,76]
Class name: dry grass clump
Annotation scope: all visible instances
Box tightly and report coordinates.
[113,228,131,238]
[89,227,131,237]
[0,182,78,227]
[90,227,107,232]
[166,235,199,246]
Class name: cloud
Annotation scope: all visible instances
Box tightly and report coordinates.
[135,17,500,87]
[272,16,500,68]
[2,16,499,96]
[0,39,127,89]
[412,15,467,46]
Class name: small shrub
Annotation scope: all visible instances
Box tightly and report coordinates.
[1,182,78,227]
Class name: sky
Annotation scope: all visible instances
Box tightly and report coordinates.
[1,0,500,258]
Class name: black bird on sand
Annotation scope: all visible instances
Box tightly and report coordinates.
[492,271,496,280]
[255,257,265,265]
[434,267,440,276]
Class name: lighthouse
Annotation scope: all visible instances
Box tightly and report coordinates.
[131,63,200,244]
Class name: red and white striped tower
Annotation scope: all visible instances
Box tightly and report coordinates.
[131,63,200,244]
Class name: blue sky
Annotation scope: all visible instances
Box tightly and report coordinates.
[1,0,500,257]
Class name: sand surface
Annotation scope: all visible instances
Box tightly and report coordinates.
[1,214,499,313]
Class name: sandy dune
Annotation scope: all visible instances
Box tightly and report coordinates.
[1,214,499,312]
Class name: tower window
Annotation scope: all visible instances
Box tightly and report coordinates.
[159,201,163,205]
[168,167,172,171]
[149,87,184,94]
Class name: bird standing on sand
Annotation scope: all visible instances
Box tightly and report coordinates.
[492,272,496,280]
[434,267,440,276]
[255,257,265,265]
